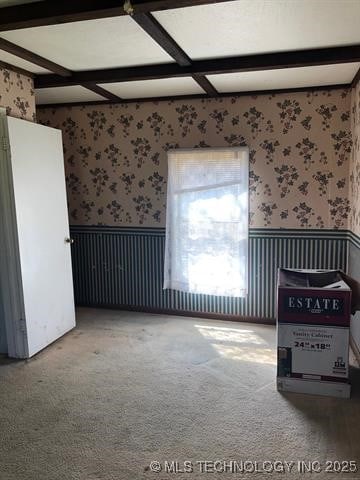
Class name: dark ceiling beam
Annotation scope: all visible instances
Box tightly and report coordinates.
[0,34,123,101]
[0,36,122,101]
[0,0,234,32]
[34,45,360,89]
[131,12,218,96]
[0,37,71,76]
[81,83,123,101]
[192,74,218,96]
[352,66,360,87]
[132,12,191,67]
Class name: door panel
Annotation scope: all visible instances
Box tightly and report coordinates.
[7,117,75,357]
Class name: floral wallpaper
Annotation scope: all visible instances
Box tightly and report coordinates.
[37,88,352,229]
[350,80,360,237]
[0,65,36,122]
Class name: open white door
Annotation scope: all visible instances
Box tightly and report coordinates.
[0,114,75,358]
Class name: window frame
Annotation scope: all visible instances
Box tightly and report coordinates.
[164,146,249,298]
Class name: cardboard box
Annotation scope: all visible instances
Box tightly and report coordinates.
[277,269,352,398]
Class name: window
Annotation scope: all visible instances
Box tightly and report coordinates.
[164,148,249,297]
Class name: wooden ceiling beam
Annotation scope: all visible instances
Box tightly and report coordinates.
[0,37,71,76]
[0,0,234,32]
[0,37,123,100]
[352,66,360,87]
[131,12,218,96]
[132,13,219,96]
[192,74,218,96]
[0,37,124,106]
[132,12,191,67]
[34,45,360,89]
[80,83,123,101]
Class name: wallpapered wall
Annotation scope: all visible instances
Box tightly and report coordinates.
[37,88,352,229]
[0,65,35,122]
[350,80,360,238]
[349,79,360,352]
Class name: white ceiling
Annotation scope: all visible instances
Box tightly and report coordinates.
[208,63,360,93]
[98,77,205,99]
[1,16,175,71]
[0,49,49,73]
[154,0,360,59]
[36,86,106,105]
[0,0,358,104]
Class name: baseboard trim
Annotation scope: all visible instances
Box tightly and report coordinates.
[350,334,360,367]
[76,303,276,325]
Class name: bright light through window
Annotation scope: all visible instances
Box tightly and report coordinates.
[164,148,249,297]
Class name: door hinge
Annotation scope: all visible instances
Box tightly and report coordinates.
[2,136,9,151]
[18,318,27,334]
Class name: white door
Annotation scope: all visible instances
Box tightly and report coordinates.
[0,115,75,358]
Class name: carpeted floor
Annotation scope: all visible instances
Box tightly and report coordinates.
[1,308,360,479]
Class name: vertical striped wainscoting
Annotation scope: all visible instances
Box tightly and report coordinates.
[69,226,349,321]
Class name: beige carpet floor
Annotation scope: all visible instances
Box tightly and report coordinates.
[1,308,360,480]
